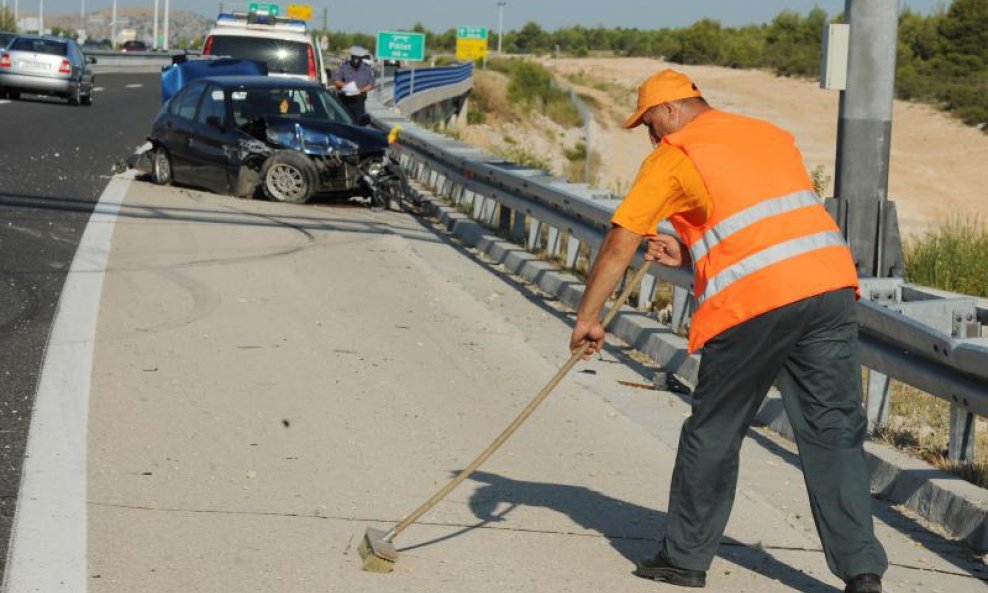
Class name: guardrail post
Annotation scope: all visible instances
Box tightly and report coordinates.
[637,272,656,312]
[566,236,580,269]
[948,406,976,462]
[528,219,543,251]
[546,226,561,257]
[472,193,485,219]
[671,286,692,335]
[865,368,891,434]
[453,184,467,207]
[499,205,512,235]
[512,211,527,242]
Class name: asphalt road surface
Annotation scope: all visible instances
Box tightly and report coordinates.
[0,72,162,577]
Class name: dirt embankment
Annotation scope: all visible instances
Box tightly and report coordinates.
[474,57,988,238]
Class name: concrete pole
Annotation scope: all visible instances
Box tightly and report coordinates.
[37,0,41,34]
[153,0,159,49]
[13,0,17,31]
[497,1,505,54]
[163,0,169,50]
[80,0,83,30]
[111,0,116,48]
[834,0,900,277]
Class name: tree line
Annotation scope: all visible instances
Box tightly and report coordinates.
[324,0,986,129]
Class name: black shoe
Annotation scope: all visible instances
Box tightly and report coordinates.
[845,573,883,593]
[633,553,707,588]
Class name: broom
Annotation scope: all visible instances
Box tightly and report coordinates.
[359,262,653,573]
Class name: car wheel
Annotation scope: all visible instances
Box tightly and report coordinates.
[261,151,317,204]
[81,85,94,106]
[68,84,82,106]
[151,147,174,186]
[7,90,19,100]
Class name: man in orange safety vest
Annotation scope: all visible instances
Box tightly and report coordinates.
[569,70,887,593]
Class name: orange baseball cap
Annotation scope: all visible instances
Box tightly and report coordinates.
[622,69,703,129]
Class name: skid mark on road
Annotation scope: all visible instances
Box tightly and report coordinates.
[124,267,223,338]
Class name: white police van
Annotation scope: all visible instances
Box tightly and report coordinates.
[201,7,328,87]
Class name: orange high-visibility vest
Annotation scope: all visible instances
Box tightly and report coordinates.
[664,110,858,353]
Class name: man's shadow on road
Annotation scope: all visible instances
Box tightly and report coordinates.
[399,470,841,593]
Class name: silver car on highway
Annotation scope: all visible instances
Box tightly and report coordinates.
[0,35,96,105]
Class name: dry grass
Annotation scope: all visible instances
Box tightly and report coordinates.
[873,377,988,488]
[471,70,515,123]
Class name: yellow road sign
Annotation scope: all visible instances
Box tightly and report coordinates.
[287,4,313,20]
[456,38,488,61]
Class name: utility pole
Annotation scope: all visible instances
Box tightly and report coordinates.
[80,0,84,33]
[110,0,117,48]
[37,0,41,34]
[153,0,159,49]
[322,6,327,34]
[832,0,903,277]
[497,1,505,54]
[163,0,169,51]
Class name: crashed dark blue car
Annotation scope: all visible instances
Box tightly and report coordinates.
[145,73,407,207]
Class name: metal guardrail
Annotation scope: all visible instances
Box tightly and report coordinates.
[394,62,473,104]
[369,104,988,464]
[83,49,202,73]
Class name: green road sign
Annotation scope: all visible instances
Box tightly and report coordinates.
[376,31,426,62]
[456,26,488,40]
[249,3,280,15]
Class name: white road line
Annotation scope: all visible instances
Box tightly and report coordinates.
[0,100,10,105]
[1,176,130,593]
[93,87,105,92]
[125,83,143,88]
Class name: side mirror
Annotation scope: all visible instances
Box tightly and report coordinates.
[356,113,372,126]
[206,115,224,129]
[86,56,98,64]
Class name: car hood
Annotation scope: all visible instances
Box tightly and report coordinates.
[264,116,388,156]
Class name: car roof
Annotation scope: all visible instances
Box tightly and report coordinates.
[194,75,324,90]
[206,27,312,44]
[7,34,73,43]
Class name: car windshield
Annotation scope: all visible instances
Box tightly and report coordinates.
[207,36,309,76]
[9,38,68,56]
[231,87,354,126]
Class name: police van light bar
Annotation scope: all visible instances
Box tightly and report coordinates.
[216,12,307,33]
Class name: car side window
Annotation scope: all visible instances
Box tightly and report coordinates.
[171,84,205,121]
[196,87,227,127]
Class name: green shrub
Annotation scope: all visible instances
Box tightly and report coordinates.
[564,142,587,162]
[904,218,988,297]
[501,147,551,170]
[467,109,486,125]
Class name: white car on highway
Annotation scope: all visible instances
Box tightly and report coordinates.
[201,10,328,87]
[0,35,96,105]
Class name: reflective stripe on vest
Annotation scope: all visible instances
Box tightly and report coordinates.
[689,190,820,263]
[698,230,848,304]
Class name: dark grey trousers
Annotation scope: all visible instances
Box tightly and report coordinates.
[661,288,888,581]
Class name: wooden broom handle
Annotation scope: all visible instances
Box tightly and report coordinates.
[384,263,653,542]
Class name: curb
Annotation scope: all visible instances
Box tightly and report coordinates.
[412,188,988,554]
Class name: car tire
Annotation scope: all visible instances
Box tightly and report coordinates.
[261,151,317,204]
[151,147,174,186]
[6,90,19,100]
[68,84,82,106]
[81,84,94,106]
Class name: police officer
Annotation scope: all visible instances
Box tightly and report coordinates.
[332,45,375,119]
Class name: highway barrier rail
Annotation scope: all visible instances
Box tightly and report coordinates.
[393,62,473,105]
[83,49,201,73]
[369,103,988,468]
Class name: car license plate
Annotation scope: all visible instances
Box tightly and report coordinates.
[19,60,50,71]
